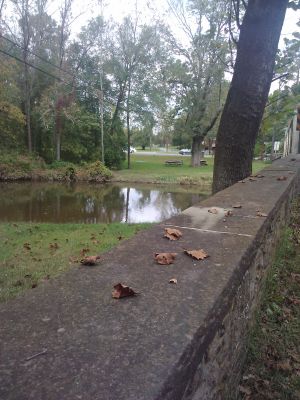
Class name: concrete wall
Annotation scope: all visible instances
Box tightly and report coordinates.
[1,157,300,400]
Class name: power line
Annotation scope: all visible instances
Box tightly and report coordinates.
[0,47,69,83]
[0,33,74,78]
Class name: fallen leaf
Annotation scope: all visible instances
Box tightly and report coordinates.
[249,177,257,181]
[208,208,218,214]
[256,211,268,217]
[232,203,242,208]
[80,255,101,266]
[49,242,59,250]
[251,173,264,178]
[69,256,79,263]
[23,243,31,250]
[80,248,90,256]
[238,180,246,183]
[276,360,292,371]
[112,283,137,299]
[31,283,38,289]
[184,249,209,260]
[154,252,177,265]
[277,176,287,181]
[164,228,182,241]
[169,278,178,284]
[225,210,233,217]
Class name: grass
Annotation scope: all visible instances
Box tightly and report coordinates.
[239,200,300,399]
[0,222,151,303]
[113,154,268,186]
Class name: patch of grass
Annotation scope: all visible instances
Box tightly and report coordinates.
[113,155,268,187]
[0,222,151,302]
[239,200,300,399]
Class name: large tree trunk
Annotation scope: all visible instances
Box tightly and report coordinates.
[191,136,203,167]
[212,0,288,193]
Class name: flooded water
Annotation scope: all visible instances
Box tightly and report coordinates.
[0,182,207,223]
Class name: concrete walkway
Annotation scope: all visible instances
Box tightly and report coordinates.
[0,157,299,400]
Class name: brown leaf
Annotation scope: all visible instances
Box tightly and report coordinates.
[252,173,264,178]
[69,256,79,263]
[184,249,209,260]
[208,208,218,214]
[169,278,178,284]
[277,176,287,181]
[112,283,137,299]
[80,255,101,266]
[31,283,38,289]
[225,210,233,217]
[49,242,59,250]
[276,360,292,371]
[164,228,182,241]
[232,203,242,208]
[154,252,177,265]
[23,243,31,250]
[80,248,90,256]
[256,211,268,217]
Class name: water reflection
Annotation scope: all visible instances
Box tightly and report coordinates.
[0,182,206,223]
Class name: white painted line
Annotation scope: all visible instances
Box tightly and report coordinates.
[164,224,254,238]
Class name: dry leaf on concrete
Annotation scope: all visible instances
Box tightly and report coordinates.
[164,228,182,241]
[184,249,209,260]
[208,208,218,214]
[225,210,233,217]
[232,203,242,208]
[251,174,264,178]
[256,211,268,217]
[112,283,137,299]
[154,252,177,265]
[80,255,101,266]
[169,278,178,284]
[277,176,287,181]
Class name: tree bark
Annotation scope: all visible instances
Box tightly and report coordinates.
[191,136,203,167]
[212,0,288,193]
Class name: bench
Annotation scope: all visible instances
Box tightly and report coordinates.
[164,160,183,166]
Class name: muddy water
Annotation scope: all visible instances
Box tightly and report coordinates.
[0,182,207,223]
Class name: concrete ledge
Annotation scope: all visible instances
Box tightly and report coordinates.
[1,157,300,400]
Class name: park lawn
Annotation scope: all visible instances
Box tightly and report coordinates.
[113,154,268,186]
[239,200,300,399]
[0,222,151,303]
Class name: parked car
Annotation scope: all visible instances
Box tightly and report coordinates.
[123,147,136,153]
[179,149,191,155]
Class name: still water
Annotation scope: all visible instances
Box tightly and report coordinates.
[0,182,206,223]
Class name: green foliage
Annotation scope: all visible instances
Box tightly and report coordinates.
[85,161,112,181]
